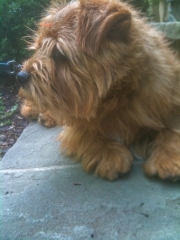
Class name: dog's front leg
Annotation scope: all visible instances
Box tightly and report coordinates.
[143,129,180,181]
[59,126,133,181]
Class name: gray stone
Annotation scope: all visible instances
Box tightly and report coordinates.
[0,135,6,141]
[0,122,75,170]
[0,122,180,240]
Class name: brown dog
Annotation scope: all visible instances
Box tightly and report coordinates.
[18,0,180,181]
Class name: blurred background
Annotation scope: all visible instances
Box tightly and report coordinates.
[0,0,179,64]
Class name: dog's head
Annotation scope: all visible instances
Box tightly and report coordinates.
[18,0,135,119]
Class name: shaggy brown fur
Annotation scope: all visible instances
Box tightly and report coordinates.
[19,0,180,181]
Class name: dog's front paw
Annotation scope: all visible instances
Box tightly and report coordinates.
[38,112,57,128]
[94,156,132,181]
[143,152,180,181]
[82,143,133,181]
[60,127,133,181]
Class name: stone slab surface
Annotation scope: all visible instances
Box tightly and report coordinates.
[0,122,180,240]
[0,123,75,170]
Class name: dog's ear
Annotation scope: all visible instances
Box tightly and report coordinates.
[77,0,131,56]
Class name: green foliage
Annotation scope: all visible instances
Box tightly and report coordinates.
[135,0,179,6]
[0,0,51,63]
[147,0,180,4]
[148,0,159,5]
[129,0,149,13]
[0,94,5,118]
[0,93,18,126]
[131,0,179,10]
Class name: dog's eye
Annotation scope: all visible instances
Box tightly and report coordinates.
[51,48,67,62]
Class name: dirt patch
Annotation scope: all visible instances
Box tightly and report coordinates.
[0,79,30,159]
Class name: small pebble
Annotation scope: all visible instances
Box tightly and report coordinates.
[0,135,6,141]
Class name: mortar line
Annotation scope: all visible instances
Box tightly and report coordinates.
[0,164,80,174]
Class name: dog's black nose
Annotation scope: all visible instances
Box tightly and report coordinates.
[16,71,30,86]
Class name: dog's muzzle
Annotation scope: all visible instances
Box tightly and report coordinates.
[16,71,30,87]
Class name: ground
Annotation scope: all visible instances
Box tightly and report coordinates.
[0,77,29,159]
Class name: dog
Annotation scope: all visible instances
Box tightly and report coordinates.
[17,0,180,181]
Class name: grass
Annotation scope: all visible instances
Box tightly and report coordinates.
[0,93,18,127]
